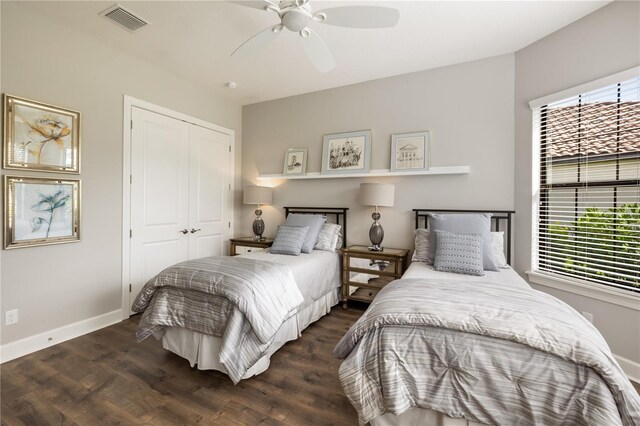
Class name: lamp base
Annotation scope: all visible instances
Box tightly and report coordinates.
[368,211,385,252]
[252,209,265,241]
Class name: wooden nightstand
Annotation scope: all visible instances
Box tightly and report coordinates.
[229,237,274,256]
[341,245,410,308]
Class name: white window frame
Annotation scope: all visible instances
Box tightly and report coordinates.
[527,67,640,311]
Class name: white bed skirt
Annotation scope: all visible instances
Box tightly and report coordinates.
[160,288,340,379]
[372,408,483,426]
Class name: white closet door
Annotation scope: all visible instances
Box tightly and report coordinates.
[130,107,190,304]
[188,125,230,259]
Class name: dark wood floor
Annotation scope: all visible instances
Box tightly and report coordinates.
[3,305,639,426]
[1,305,366,426]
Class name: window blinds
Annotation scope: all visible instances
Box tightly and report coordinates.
[533,75,640,293]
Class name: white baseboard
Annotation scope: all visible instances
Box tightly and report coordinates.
[615,354,640,384]
[0,309,122,363]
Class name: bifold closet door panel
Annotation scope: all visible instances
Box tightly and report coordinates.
[188,125,230,259]
[130,107,190,301]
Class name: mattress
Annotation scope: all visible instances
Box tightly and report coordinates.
[160,249,341,378]
[241,248,341,302]
[402,261,529,289]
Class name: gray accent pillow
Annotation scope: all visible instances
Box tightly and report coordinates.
[284,214,327,253]
[433,230,485,276]
[428,213,498,271]
[270,225,309,256]
[314,223,341,252]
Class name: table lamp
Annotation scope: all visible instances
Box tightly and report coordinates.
[243,186,273,240]
[360,183,395,251]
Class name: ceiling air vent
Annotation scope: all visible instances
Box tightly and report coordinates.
[100,4,150,32]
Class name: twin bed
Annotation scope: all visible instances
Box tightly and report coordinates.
[335,209,640,425]
[132,207,347,383]
[132,207,640,425]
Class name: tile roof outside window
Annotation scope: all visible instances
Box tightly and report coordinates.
[546,102,640,159]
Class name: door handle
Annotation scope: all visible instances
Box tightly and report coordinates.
[179,229,189,234]
[190,228,202,233]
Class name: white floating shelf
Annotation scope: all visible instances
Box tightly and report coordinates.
[257,166,470,181]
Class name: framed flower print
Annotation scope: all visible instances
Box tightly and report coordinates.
[3,94,80,173]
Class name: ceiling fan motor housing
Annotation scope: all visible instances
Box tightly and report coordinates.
[282,8,312,32]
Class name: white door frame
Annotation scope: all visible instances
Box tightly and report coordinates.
[121,95,235,319]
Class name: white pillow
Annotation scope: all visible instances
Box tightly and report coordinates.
[412,228,431,263]
[491,231,509,268]
[314,223,342,252]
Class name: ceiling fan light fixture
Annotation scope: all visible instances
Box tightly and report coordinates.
[282,9,311,32]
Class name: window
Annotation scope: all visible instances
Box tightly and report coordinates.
[532,72,639,293]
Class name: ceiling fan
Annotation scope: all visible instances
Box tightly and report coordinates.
[231,0,400,72]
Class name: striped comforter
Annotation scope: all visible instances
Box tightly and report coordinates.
[334,278,640,425]
[132,256,303,383]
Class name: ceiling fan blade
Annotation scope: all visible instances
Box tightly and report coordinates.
[231,25,282,58]
[315,6,399,29]
[229,0,279,12]
[301,28,335,73]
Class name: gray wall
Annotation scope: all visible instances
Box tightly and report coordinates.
[0,2,242,345]
[514,1,640,362]
[242,54,515,253]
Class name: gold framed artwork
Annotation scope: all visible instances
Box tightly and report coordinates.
[4,176,80,249]
[3,94,80,173]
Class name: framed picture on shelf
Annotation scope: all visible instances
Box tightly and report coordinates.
[390,131,430,172]
[3,94,80,173]
[321,130,371,175]
[283,147,308,176]
[4,176,80,249]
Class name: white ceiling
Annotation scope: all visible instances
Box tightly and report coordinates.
[20,0,609,106]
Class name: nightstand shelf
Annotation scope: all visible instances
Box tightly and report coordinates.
[341,245,409,308]
[229,237,274,256]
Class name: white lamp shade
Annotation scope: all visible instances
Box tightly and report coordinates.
[243,186,273,205]
[360,183,395,207]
